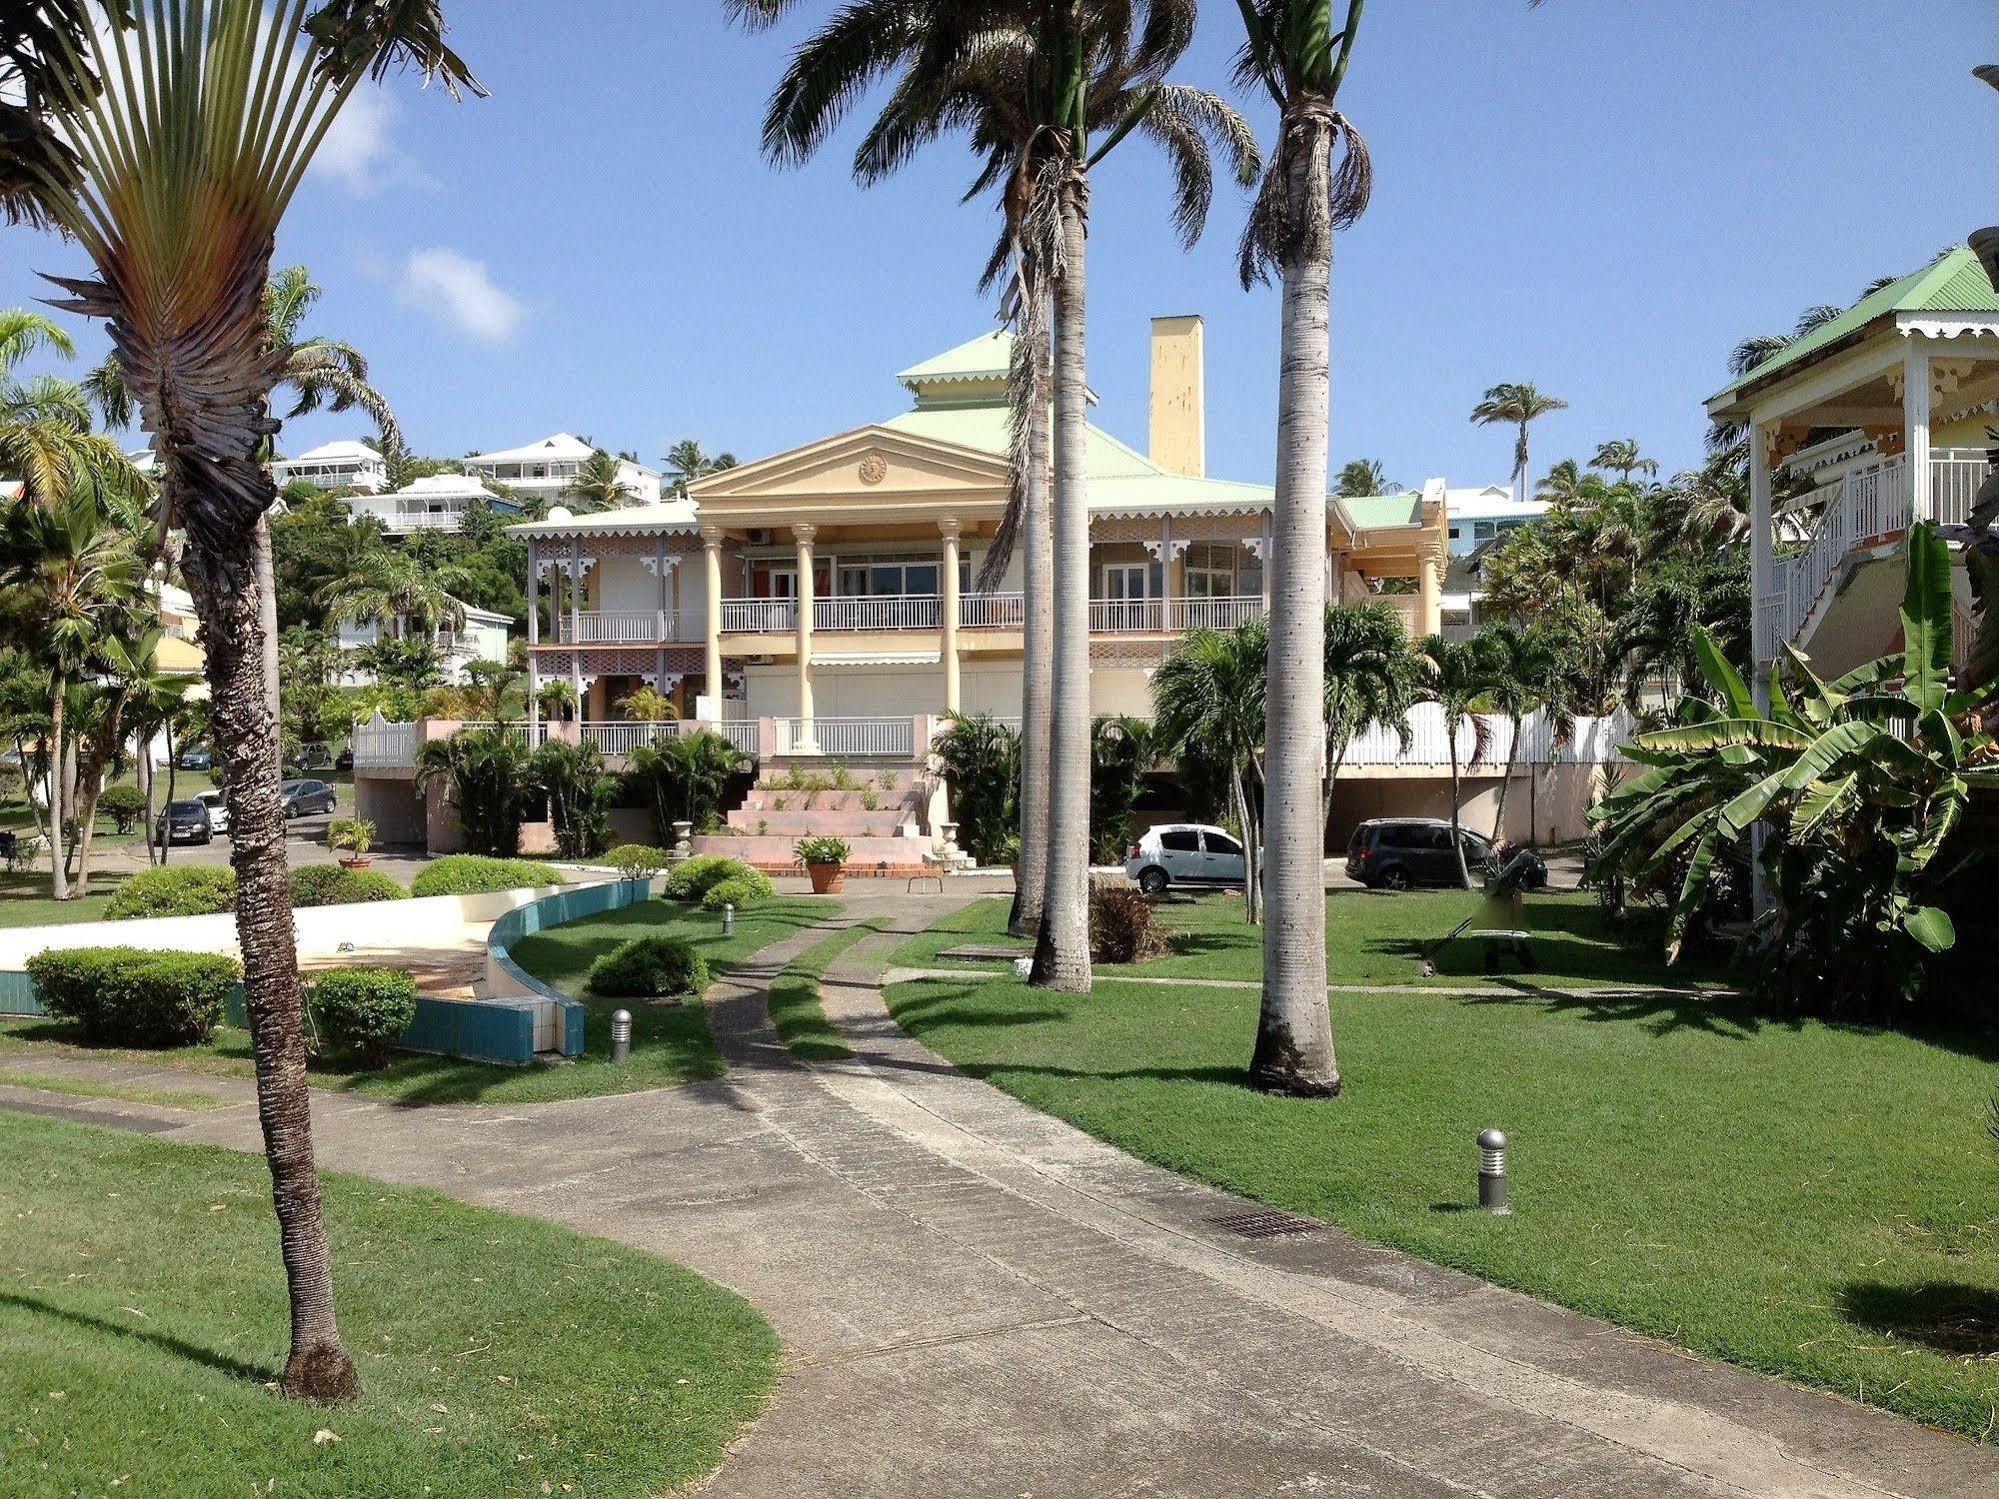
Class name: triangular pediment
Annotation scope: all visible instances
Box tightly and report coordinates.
[689,425,1010,513]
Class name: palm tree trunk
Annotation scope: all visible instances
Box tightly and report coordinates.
[1449,726,1472,888]
[1030,170,1092,994]
[1011,274,1054,938]
[1251,118,1339,1097]
[1492,713,1522,842]
[70,705,121,897]
[1233,765,1260,925]
[182,518,358,1403]
[45,685,68,900]
[139,737,159,866]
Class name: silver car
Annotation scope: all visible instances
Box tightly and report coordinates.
[1124,823,1247,897]
[196,790,231,837]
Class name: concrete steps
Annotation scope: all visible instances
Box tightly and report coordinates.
[691,833,937,876]
[725,808,918,837]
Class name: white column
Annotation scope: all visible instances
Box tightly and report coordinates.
[1748,417,1774,707]
[1904,340,1933,524]
[526,537,539,646]
[794,523,817,750]
[940,519,962,714]
[702,526,724,717]
[568,538,583,652]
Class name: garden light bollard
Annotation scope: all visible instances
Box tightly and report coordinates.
[1478,1128,1510,1215]
[722,902,735,938]
[611,1009,632,1065]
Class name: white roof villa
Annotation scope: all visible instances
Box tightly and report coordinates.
[466,433,665,507]
[347,472,520,535]
[270,438,388,494]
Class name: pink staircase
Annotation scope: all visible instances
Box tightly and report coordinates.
[695,763,937,875]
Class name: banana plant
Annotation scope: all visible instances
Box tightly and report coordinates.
[1591,522,1999,1010]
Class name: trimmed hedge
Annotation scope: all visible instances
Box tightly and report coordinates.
[665,855,770,905]
[605,845,673,878]
[27,946,242,1047]
[409,855,559,898]
[105,865,237,920]
[701,871,773,913]
[309,967,419,1068]
[585,935,709,999]
[289,866,409,908]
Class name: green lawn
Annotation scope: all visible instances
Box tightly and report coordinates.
[767,921,886,1062]
[0,871,126,928]
[0,1066,228,1111]
[894,890,1736,991]
[0,1109,778,1496]
[0,896,836,1107]
[884,945,1999,1439]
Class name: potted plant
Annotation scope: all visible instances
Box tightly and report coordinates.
[794,835,851,895]
[328,818,376,870]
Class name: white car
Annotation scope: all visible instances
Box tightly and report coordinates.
[1124,823,1247,897]
[196,790,230,837]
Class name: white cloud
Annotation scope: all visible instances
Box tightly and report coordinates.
[314,86,434,195]
[397,248,527,344]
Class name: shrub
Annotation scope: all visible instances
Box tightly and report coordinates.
[701,871,772,912]
[794,835,851,867]
[28,946,241,1047]
[98,784,149,834]
[605,844,673,878]
[663,854,745,903]
[585,935,709,999]
[309,967,418,1067]
[327,870,407,905]
[410,854,559,898]
[289,865,345,907]
[1090,883,1167,964]
[106,865,237,920]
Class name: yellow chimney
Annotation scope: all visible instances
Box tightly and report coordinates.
[1149,315,1206,478]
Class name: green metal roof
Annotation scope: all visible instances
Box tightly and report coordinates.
[1339,493,1424,528]
[1711,245,1999,403]
[897,330,1013,387]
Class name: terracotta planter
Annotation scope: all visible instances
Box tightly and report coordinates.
[338,855,372,870]
[806,860,846,895]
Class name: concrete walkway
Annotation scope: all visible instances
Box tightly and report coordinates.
[5,893,1994,1496]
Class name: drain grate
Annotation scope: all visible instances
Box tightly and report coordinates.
[1209,1208,1320,1240]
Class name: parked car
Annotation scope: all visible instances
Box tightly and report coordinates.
[281,779,337,819]
[195,790,231,837]
[177,745,215,772]
[155,799,212,846]
[333,743,354,772]
[1345,818,1547,891]
[286,741,334,772]
[1124,823,1247,897]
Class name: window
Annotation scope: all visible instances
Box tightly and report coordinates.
[1159,829,1201,852]
[1473,519,1497,542]
[1184,542,1239,599]
[1204,832,1243,857]
[835,557,944,597]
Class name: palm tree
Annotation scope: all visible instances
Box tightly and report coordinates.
[1476,622,1559,842]
[1,310,131,505]
[1322,600,1414,826]
[1415,633,1495,888]
[536,678,578,724]
[1471,382,1568,508]
[661,439,737,499]
[736,0,1252,993]
[564,449,637,513]
[1232,0,1372,1094]
[616,683,678,724]
[319,548,472,643]
[415,724,537,857]
[1335,457,1393,498]
[1153,620,1269,923]
[627,730,746,839]
[1590,438,1656,485]
[0,484,146,899]
[4,0,479,1402]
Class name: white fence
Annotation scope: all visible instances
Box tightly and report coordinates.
[1174,595,1264,631]
[1339,706,1636,770]
[1761,451,1990,648]
[556,610,682,644]
[352,717,416,769]
[961,592,1023,629]
[721,597,796,633]
[576,720,681,756]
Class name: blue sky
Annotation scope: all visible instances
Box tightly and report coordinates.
[3,1,1996,491]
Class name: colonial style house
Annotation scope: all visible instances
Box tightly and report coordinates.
[507,317,1454,742]
[1706,244,1999,685]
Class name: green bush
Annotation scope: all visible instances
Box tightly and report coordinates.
[98,784,149,834]
[27,946,241,1047]
[105,865,237,920]
[309,967,418,1067]
[701,871,772,912]
[289,866,409,908]
[410,854,560,898]
[662,854,740,903]
[585,935,709,999]
[605,844,673,878]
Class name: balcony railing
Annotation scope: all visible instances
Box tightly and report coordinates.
[1174,595,1265,632]
[555,610,686,645]
[1759,451,1991,650]
[576,720,681,756]
[722,597,796,633]
[378,509,469,532]
[773,716,915,758]
[1340,705,1635,769]
[815,594,941,632]
[961,592,1023,629]
[716,592,1275,637]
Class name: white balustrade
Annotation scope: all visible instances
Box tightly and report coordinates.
[1338,705,1636,770]
[773,716,915,758]
[722,597,796,633]
[351,719,417,769]
[960,592,1024,629]
[556,610,679,644]
[1175,595,1265,632]
[1089,598,1165,633]
[814,594,942,632]
[577,720,682,756]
